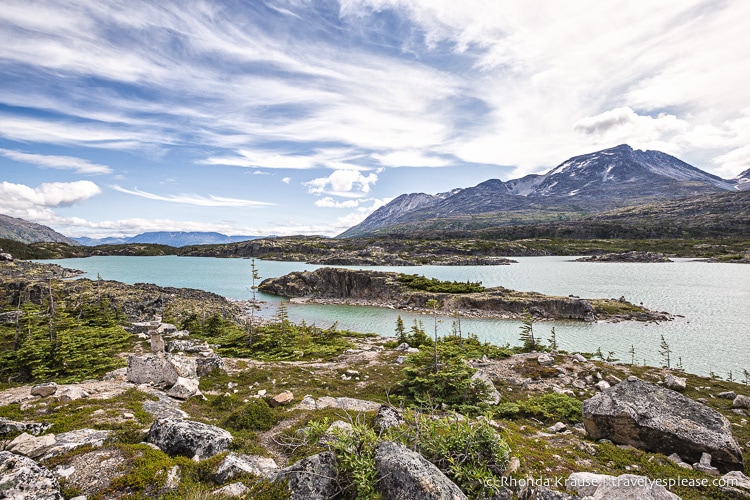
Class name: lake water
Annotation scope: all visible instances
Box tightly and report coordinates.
[36,255,749,377]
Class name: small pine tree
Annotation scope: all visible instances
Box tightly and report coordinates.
[743,369,750,387]
[659,335,672,369]
[395,315,407,344]
[425,299,440,373]
[518,310,538,352]
[247,258,261,342]
[677,356,684,370]
[628,344,636,365]
[595,346,604,361]
[727,370,735,383]
[548,327,558,351]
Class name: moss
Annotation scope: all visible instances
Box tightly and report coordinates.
[224,399,281,432]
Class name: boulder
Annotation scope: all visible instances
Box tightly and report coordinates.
[146,418,232,459]
[55,448,128,497]
[0,417,52,436]
[374,405,405,432]
[313,396,382,412]
[547,422,567,433]
[537,353,555,366]
[150,332,165,353]
[582,377,743,472]
[57,386,89,402]
[720,470,750,498]
[213,482,250,497]
[717,391,737,400]
[166,339,211,353]
[571,353,587,363]
[39,428,111,461]
[215,453,278,484]
[583,473,680,499]
[471,368,501,404]
[0,451,62,500]
[274,451,340,500]
[166,377,201,400]
[733,395,750,409]
[595,380,611,392]
[30,382,58,398]
[270,391,294,407]
[127,353,196,388]
[0,252,14,262]
[7,432,56,459]
[566,472,610,496]
[663,373,686,392]
[196,354,227,376]
[374,440,467,500]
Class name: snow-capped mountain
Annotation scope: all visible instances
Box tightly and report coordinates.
[339,144,739,237]
[736,168,750,191]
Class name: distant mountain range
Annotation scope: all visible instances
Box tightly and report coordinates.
[340,144,746,238]
[74,232,263,247]
[0,214,80,246]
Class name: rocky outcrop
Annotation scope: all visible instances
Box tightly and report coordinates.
[53,448,128,497]
[471,368,501,404]
[575,251,672,263]
[374,440,467,500]
[274,451,340,500]
[374,405,405,432]
[582,377,743,472]
[146,418,232,460]
[0,417,52,436]
[6,428,111,461]
[215,453,278,484]
[165,376,201,400]
[566,472,680,499]
[259,268,667,322]
[195,354,227,376]
[0,451,62,500]
[126,352,196,388]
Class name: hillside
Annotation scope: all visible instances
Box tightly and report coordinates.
[75,231,262,247]
[340,144,740,238]
[0,214,79,246]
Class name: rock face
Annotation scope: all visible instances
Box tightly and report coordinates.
[274,452,340,500]
[582,378,743,472]
[127,353,197,388]
[195,354,227,376]
[0,451,62,500]
[146,418,232,459]
[374,441,467,500]
[575,251,672,263]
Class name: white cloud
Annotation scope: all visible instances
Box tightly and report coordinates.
[314,197,361,208]
[372,150,450,168]
[110,185,273,207]
[0,148,112,174]
[0,180,101,210]
[281,177,291,184]
[304,170,378,197]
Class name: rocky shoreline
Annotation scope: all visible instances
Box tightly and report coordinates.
[260,267,673,322]
[575,251,673,263]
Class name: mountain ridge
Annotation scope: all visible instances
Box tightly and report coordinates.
[340,144,742,238]
[0,214,80,246]
[74,231,263,247]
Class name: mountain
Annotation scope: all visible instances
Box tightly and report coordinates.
[74,231,263,247]
[736,168,750,191]
[0,214,80,246]
[339,144,737,238]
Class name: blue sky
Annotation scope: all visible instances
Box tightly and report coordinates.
[1,0,749,238]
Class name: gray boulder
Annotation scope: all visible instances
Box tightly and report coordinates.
[590,474,680,499]
[30,382,58,398]
[39,428,111,461]
[215,452,278,484]
[166,377,201,400]
[0,451,62,500]
[166,339,211,353]
[733,395,750,409]
[374,405,405,432]
[471,368,501,404]
[537,353,555,366]
[213,482,250,497]
[582,377,743,472]
[720,470,750,498]
[374,440,467,500]
[127,353,196,387]
[196,354,227,376]
[146,418,232,459]
[274,451,340,500]
[663,373,686,392]
[0,417,52,436]
[518,485,580,499]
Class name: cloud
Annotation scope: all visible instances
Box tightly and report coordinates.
[0,148,112,174]
[0,180,101,210]
[281,177,291,184]
[304,170,378,197]
[372,150,450,168]
[110,185,273,207]
[314,197,361,208]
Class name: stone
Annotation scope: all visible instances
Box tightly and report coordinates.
[103,367,128,380]
[595,380,611,392]
[314,396,381,412]
[537,353,555,366]
[471,368,501,404]
[166,339,211,353]
[0,252,14,262]
[274,452,340,500]
[146,418,232,459]
[151,332,165,353]
[215,453,278,484]
[572,353,587,363]
[8,432,56,459]
[0,417,52,436]
[166,377,201,400]
[0,450,62,500]
[57,448,128,497]
[547,422,567,433]
[568,473,680,499]
[395,342,410,351]
[213,482,250,497]
[518,485,579,499]
[39,428,111,461]
[299,394,316,410]
[196,354,227,376]
[319,420,354,446]
[718,391,737,399]
[57,386,89,402]
[270,391,294,407]
[374,405,405,432]
[127,353,197,388]
[395,355,406,364]
[582,378,743,472]
[374,440,467,500]
[30,382,58,398]
[733,395,750,409]
[667,453,691,469]
[157,323,178,335]
[663,373,686,392]
[720,470,750,498]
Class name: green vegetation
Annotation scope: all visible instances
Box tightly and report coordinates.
[397,273,484,293]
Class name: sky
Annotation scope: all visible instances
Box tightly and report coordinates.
[1,0,749,239]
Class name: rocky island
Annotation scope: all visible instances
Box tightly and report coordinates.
[575,251,673,263]
[259,267,672,322]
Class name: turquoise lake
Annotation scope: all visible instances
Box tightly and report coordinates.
[36,255,749,377]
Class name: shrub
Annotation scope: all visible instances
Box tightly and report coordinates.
[517,393,582,423]
[397,274,484,294]
[223,399,280,432]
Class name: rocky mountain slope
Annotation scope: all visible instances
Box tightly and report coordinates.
[75,231,262,247]
[0,214,79,246]
[340,144,740,238]
[737,168,750,191]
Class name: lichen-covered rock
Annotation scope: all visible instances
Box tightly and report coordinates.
[7,432,56,459]
[215,453,277,484]
[146,418,232,459]
[196,354,227,376]
[537,353,555,366]
[166,377,201,400]
[471,368,501,404]
[733,394,750,409]
[274,452,340,500]
[567,473,680,499]
[374,405,405,432]
[213,482,250,497]
[0,451,62,500]
[127,353,196,388]
[54,448,128,497]
[663,373,686,392]
[30,382,58,398]
[0,417,52,436]
[56,386,89,402]
[270,391,294,407]
[375,440,467,500]
[582,377,743,472]
[166,339,211,353]
[314,396,381,412]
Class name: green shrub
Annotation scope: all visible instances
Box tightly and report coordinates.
[223,399,280,432]
[517,393,582,423]
[397,274,484,293]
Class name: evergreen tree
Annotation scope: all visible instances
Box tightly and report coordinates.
[395,315,407,344]
[518,311,538,352]
[659,335,672,369]
[247,258,261,343]
[547,327,558,351]
[425,299,440,373]
[628,344,636,365]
